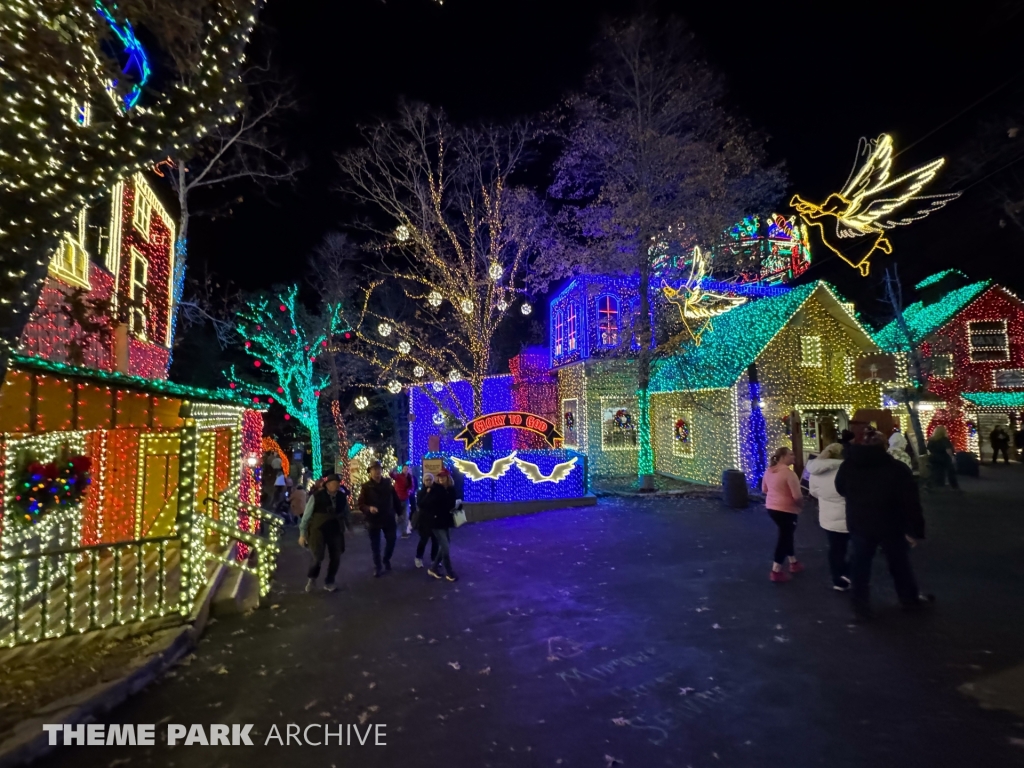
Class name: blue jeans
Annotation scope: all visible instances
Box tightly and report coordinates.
[430,528,453,575]
[850,533,919,611]
[369,525,396,571]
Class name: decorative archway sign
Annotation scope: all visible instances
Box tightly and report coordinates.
[455,412,563,449]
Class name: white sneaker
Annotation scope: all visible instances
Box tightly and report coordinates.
[414,558,423,569]
[324,583,338,593]
[305,578,316,593]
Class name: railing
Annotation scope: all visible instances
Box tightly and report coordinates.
[0,536,180,649]
[199,497,282,598]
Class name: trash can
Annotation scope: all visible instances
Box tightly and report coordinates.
[955,451,979,477]
[722,469,748,509]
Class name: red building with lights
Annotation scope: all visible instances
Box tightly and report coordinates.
[18,172,176,379]
[875,270,1024,458]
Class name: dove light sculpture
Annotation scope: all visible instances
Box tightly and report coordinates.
[790,133,960,276]
[450,452,519,482]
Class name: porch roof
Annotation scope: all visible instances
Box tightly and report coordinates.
[9,353,249,407]
[962,391,1024,409]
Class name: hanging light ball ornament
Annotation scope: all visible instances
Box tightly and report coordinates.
[520,302,533,316]
[448,369,461,382]
[394,224,410,242]
[354,396,369,410]
[488,263,503,280]
[427,291,442,308]
[378,322,393,337]
[387,380,403,394]
[497,299,508,312]
[431,381,444,393]
[460,299,474,315]
[432,412,445,425]
[398,341,411,355]
[413,365,426,378]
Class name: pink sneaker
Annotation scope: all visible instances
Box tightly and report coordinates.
[788,560,805,574]
[770,569,791,583]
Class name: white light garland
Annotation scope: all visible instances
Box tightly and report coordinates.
[427,291,442,308]
[378,322,393,337]
[413,365,425,378]
[387,380,402,394]
[488,263,503,280]
[398,341,411,354]
[354,395,369,410]
[521,302,533,316]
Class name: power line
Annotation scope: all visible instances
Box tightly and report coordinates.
[894,70,1024,159]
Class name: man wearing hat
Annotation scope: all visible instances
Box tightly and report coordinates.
[356,461,403,577]
[298,473,350,592]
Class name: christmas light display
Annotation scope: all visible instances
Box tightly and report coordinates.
[0,0,264,363]
[226,285,345,478]
[354,396,369,410]
[717,214,812,284]
[426,449,586,503]
[790,134,961,276]
[450,452,519,481]
[649,282,885,485]
[662,247,748,346]
[261,436,289,477]
[875,277,1024,451]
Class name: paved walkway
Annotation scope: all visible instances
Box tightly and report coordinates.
[33,465,1024,767]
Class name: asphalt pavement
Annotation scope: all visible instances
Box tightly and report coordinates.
[31,464,1024,767]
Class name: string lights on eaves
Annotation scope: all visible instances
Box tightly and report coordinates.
[0,0,265,362]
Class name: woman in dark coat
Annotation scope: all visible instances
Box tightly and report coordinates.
[413,473,440,568]
[427,470,459,582]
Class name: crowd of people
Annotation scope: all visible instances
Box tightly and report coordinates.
[764,427,935,622]
[295,460,464,592]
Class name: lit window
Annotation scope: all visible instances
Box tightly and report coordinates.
[133,191,152,239]
[129,248,148,339]
[567,302,579,352]
[598,295,619,346]
[993,369,1024,389]
[49,210,90,289]
[554,309,565,357]
[931,354,953,378]
[968,320,1009,362]
[601,398,637,451]
[800,335,822,367]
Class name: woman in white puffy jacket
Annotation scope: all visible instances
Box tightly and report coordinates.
[806,443,851,591]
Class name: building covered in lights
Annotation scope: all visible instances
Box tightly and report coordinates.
[874,269,1024,460]
[0,172,272,647]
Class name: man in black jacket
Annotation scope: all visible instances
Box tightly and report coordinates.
[356,461,402,577]
[835,431,930,619]
[298,474,350,593]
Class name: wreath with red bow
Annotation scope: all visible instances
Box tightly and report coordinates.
[8,453,92,527]
[674,418,690,443]
[614,409,633,430]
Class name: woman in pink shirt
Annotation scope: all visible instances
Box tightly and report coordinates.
[762,446,804,583]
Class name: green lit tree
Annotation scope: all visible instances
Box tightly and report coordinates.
[0,0,264,376]
[226,285,346,479]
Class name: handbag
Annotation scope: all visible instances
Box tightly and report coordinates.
[452,500,467,528]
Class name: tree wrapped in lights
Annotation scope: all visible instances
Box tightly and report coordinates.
[226,285,346,479]
[0,0,264,375]
[334,104,547,419]
[531,13,785,487]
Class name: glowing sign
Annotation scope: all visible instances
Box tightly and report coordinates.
[454,412,563,449]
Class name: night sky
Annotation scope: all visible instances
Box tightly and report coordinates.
[188,0,1024,322]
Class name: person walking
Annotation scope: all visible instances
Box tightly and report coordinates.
[806,443,851,591]
[926,426,959,489]
[762,446,804,583]
[390,463,414,538]
[289,482,308,527]
[835,430,931,620]
[1015,424,1024,462]
[888,431,913,469]
[356,461,401,577]
[427,469,459,582]
[413,473,440,568]
[298,473,349,593]
[990,426,1011,464]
